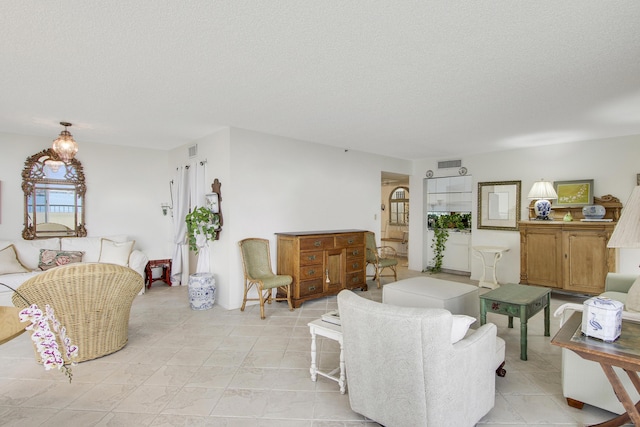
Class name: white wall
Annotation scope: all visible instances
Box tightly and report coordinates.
[411,134,640,282]
[169,127,412,310]
[0,133,173,259]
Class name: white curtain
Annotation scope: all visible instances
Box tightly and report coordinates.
[171,167,190,285]
[194,161,211,273]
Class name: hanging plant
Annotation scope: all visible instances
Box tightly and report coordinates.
[185,206,220,253]
[429,215,449,273]
[428,213,471,273]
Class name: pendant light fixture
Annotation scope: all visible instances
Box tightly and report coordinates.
[52,121,78,163]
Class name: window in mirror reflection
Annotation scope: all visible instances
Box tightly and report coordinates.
[22,149,86,239]
[389,187,409,225]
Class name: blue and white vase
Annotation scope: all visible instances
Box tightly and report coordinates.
[188,273,216,310]
[534,199,552,220]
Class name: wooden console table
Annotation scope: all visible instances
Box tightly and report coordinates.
[276,230,367,308]
[552,312,640,427]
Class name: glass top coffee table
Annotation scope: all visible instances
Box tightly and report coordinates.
[480,283,551,360]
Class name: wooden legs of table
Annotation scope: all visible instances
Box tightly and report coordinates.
[308,321,346,394]
[481,292,550,361]
[310,329,318,382]
[587,365,640,427]
[145,259,172,289]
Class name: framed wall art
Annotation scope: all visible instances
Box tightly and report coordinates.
[477,181,521,231]
[553,179,594,207]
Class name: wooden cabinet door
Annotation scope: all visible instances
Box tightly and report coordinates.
[521,228,562,288]
[324,248,345,293]
[563,231,609,294]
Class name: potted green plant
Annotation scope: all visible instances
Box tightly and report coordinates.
[428,213,471,273]
[429,215,448,273]
[185,206,220,254]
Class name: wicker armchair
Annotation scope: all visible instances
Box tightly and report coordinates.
[365,231,398,288]
[238,238,293,319]
[12,263,143,363]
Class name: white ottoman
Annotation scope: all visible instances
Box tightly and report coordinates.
[382,276,480,319]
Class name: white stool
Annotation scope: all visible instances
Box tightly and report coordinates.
[382,277,479,319]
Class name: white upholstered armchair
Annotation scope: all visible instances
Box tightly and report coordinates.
[337,290,502,427]
[555,273,640,414]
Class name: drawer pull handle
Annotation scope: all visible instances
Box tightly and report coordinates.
[352,250,360,256]
[314,241,321,247]
[307,255,316,261]
[348,239,354,244]
[308,286,316,291]
[352,263,359,268]
[307,269,315,275]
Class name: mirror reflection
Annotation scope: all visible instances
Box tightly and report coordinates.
[22,149,86,239]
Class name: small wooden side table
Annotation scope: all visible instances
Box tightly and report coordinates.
[552,312,640,427]
[308,318,346,394]
[480,283,550,360]
[145,259,172,289]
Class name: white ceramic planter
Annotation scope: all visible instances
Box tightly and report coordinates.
[188,273,216,310]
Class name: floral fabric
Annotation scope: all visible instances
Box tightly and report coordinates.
[38,249,84,271]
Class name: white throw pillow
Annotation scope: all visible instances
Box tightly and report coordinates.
[98,239,135,267]
[451,315,477,344]
[625,276,640,312]
[0,244,29,274]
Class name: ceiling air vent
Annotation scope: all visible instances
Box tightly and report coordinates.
[437,159,462,169]
[188,144,198,158]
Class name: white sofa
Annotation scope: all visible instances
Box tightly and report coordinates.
[0,236,148,306]
[555,273,640,414]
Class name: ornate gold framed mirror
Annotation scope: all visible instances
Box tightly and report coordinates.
[22,149,86,239]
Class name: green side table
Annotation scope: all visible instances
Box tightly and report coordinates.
[480,283,551,360]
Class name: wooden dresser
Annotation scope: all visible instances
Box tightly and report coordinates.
[276,230,367,308]
[519,195,622,295]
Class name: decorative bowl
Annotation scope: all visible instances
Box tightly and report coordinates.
[582,205,606,219]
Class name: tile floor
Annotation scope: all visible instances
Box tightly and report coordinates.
[0,263,632,426]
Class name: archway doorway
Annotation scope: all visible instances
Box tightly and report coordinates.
[381,172,410,258]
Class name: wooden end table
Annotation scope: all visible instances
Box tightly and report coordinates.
[480,283,550,360]
[552,312,640,427]
[308,319,346,394]
[145,259,172,289]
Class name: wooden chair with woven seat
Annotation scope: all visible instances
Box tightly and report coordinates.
[238,238,293,319]
[365,231,398,288]
[12,262,143,363]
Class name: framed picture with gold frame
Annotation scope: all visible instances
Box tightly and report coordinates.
[553,179,594,207]
[478,181,521,231]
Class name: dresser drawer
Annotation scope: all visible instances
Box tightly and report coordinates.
[346,271,365,287]
[300,236,334,251]
[300,265,323,280]
[346,258,364,273]
[298,279,323,297]
[346,246,364,258]
[299,250,323,266]
[336,233,364,248]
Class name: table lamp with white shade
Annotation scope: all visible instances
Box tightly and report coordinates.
[528,180,558,220]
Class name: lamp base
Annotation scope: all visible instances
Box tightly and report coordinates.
[534,199,552,220]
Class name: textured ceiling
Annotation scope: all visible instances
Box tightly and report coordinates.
[1,1,639,160]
